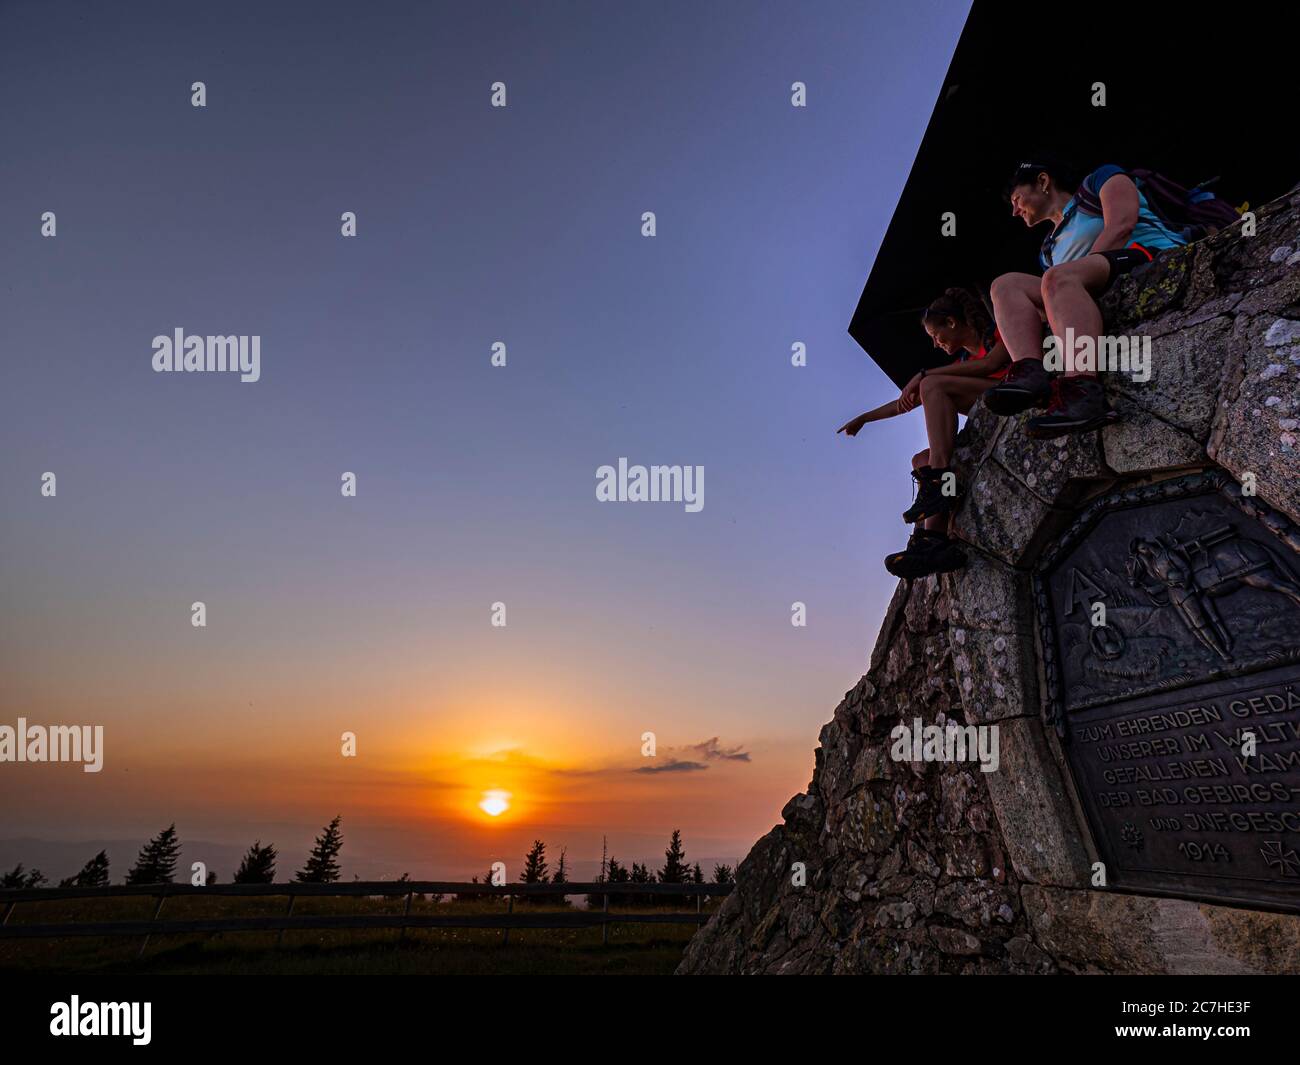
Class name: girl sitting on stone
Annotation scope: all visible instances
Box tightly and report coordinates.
[837,287,1010,579]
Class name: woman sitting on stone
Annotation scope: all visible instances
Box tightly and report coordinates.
[837,287,1010,579]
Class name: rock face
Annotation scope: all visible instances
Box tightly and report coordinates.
[678,189,1300,975]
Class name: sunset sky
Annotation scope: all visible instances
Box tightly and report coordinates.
[0,0,969,881]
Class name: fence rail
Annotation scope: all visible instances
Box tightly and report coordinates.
[0,881,732,949]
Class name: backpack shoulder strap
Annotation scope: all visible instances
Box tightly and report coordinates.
[1073,165,1127,216]
[1041,199,1081,268]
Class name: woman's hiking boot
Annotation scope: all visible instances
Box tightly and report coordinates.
[884,528,967,579]
[983,357,1053,415]
[1025,375,1120,438]
[902,465,963,524]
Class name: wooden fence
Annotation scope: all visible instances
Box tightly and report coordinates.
[0,880,732,953]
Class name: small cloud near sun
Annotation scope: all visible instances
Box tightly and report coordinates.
[634,737,752,775]
[635,759,709,774]
[692,737,751,762]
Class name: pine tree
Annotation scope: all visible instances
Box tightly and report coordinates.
[551,847,572,908]
[657,828,690,907]
[519,839,548,904]
[691,862,704,884]
[59,850,110,888]
[125,824,181,885]
[630,860,653,907]
[1,863,47,888]
[295,816,344,883]
[519,839,549,883]
[233,840,278,884]
[607,856,630,882]
[658,829,690,883]
[711,863,735,884]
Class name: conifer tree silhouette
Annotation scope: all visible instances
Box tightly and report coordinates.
[520,839,549,904]
[295,816,344,883]
[1,863,47,888]
[233,840,277,884]
[519,839,549,884]
[658,829,690,883]
[125,824,181,885]
[59,850,110,888]
[630,860,653,907]
[551,847,572,908]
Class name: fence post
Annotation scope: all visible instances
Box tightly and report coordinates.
[276,894,295,948]
[399,890,413,944]
[602,893,609,946]
[502,893,513,946]
[138,892,166,959]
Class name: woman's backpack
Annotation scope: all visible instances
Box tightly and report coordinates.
[1073,167,1241,241]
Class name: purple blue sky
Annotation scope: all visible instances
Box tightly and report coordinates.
[0,0,969,881]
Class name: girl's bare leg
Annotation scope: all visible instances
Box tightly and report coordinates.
[919,375,999,531]
[920,375,996,467]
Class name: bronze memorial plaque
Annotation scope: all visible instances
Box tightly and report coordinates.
[1035,472,1300,911]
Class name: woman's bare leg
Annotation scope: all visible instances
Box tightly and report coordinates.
[990,272,1047,363]
[1041,256,1111,377]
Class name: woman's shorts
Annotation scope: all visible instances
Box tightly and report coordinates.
[1098,244,1156,291]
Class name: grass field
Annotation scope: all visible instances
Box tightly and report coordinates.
[0,893,717,975]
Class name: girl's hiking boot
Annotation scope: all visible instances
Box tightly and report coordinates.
[1025,375,1120,438]
[983,357,1053,415]
[884,528,967,580]
[902,465,963,524]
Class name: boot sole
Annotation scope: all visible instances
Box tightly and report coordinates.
[902,493,964,525]
[1024,411,1122,439]
[983,388,1053,417]
[885,549,968,580]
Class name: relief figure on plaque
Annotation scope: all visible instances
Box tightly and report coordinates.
[1127,526,1300,661]
[1046,493,1300,715]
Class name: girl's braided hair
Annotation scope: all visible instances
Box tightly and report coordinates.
[921,287,993,341]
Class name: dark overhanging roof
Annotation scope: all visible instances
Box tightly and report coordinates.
[850,1,1299,389]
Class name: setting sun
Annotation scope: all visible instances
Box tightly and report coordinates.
[478,790,511,817]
